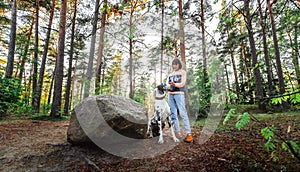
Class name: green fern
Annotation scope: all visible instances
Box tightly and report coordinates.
[235,112,250,130]
[290,93,300,104]
[261,127,275,140]
[271,97,282,105]
[223,109,235,125]
[261,127,279,152]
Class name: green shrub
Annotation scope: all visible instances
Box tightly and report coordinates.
[0,75,22,117]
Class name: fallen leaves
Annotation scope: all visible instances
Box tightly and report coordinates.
[0,115,299,171]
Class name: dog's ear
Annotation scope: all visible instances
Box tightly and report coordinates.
[157,84,164,93]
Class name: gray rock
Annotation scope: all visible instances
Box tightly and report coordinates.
[67,94,148,144]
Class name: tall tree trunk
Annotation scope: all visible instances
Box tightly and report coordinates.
[179,0,191,115]
[160,0,164,84]
[287,24,300,86]
[80,71,84,101]
[32,0,40,111]
[129,1,137,99]
[200,0,206,71]
[227,29,240,100]
[5,0,17,78]
[294,25,300,86]
[71,59,78,109]
[267,0,287,108]
[178,0,186,69]
[154,63,157,87]
[22,66,30,105]
[26,68,33,105]
[83,0,100,99]
[95,0,107,94]
[200,0,208,108]
[258,0,273,96]
[19,12,34,81]
[240,36,252,100]
[101,57,105,91]
[36,0,56,112]
[244,0,266,111]
[48,68,55,106]
[224,63,231,103]
[50,0,67,118]
[129,21,134,98]
[64,0,77,115]
[293,25,300,87]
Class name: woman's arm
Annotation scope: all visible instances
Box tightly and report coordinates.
[173,70,186,88]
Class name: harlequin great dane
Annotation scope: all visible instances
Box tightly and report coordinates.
[146,84,180,144]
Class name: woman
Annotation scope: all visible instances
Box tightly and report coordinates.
[166,58,193,143]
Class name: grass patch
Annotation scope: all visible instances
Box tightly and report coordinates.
[29,114,70,121]
[252,111,300,120]
[192,108,300,134]
[0,113,70,123]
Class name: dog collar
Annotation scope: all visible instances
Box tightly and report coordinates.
[155,96,165,100]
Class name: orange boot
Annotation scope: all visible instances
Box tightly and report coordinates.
[184,133,193,143]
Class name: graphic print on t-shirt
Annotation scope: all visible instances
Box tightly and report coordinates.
[169,74,183,92]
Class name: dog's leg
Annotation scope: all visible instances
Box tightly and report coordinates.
[168,116,180,142]
[147,118,153,138]
[158,115,164,144]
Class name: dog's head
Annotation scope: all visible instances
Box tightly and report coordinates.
[157,84,165,95]
[156,83,169,96]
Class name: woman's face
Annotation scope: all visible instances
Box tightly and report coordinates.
[172,63,180,71]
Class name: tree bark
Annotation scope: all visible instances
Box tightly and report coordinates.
[129,1,138,99]
[70,59,78,111]
[95,0,107,95]
[36,0,56,112]
[18,11,34,81]
[258,0,273,96]
[287,23,300,87]
[5,0,17,78]
[227,30,240,101]
[179,0,191,116]
[178,0,186,69]
[32,0,40,111]
[294,25,300,86]
[224,64,231,103]
[48,68,55,106]
[244,0,266,111]
[239,36,252,101]
[83,0,100,99]
[200,0,206,71]
[50,0,67,118]
[64,0,77,115]
[267,0,287,109]
[160,0,164,84]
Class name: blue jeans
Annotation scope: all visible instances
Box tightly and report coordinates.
[168,94,191,134]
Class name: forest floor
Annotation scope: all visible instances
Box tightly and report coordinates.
[0,112,300,172]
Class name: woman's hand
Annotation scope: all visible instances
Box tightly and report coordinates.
[169,81,176,87]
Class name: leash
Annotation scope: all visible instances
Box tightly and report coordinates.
[155,96,165,100]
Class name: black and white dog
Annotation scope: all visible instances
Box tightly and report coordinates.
[146,84,180,144]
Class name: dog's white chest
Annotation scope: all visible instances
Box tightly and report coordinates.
[154,100,170,118]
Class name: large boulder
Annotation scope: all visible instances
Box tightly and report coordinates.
[67,94,148,144]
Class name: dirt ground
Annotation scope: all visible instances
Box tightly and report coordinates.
[0,114,299,172]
